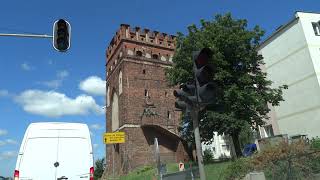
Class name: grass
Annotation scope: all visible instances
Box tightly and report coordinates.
[117,161,231,180]
[204,161,231,179]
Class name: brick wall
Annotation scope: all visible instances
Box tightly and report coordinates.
[105,25,190,175]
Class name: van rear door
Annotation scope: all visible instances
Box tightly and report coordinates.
[19,138,58,180]
[56,137,92,180]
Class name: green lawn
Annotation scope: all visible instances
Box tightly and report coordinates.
[117,161,231,180]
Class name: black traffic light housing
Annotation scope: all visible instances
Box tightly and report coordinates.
[53,19,71,52]
[193,48,218,104]
[173,82,196,111]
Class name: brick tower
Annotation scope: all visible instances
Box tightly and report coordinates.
[105,24,190,174]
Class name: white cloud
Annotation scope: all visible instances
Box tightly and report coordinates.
[0,129,8,136]
[15,90,104,117]
[79,76,106,96]
[21,62,33,71]
[57,70,69,79]
[41,80,62,89]
[6,139,18,145]
[39,70,69,89]
[0,139,18,146]
[90,124,104,130]
[0,89,9,97]
[0,151,17,160]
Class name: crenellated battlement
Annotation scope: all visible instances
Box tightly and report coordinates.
[106,24,176,60]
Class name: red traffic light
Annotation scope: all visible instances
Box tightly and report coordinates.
[193,48,212,68]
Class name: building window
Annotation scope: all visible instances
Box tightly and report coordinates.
[152,54,159,59]
[212,147,216,152]
[107,85,110,107]
[119,71,123,95]
[136,51,143,57]
[222,145,230,151]
[264,125,274,137]
[312,22,320,36]
[142,69,146,74]
[167,111,171,119]
[165,91,168,97]
[144,89,149,97]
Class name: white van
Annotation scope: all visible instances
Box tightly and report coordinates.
[14,122,94,180]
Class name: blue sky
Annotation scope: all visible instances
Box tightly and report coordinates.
[0,0,319,177]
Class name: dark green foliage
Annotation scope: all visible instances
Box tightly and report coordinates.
[238,122,255,149]
[166,13,288,157]
[223,157,253,180]
[94,158,105,180]
[203,148,214,164]
[310,137,320,150]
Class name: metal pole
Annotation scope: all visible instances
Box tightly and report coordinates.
[154,138,161,176]
[113,144,115,178]
[0,33,53,38]
[191,109,206,180]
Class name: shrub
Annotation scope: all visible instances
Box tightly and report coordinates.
[223,139,320,179]
[203,148,214,164]
[310,137,320,150]
[223,157,253,180]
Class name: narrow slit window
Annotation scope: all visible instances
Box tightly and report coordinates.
[167,111,171,119]
[312,22,320,36]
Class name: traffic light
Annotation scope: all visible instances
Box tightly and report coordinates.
[193,48,218,104]
[173,82,196,111]
[53,19,71,52]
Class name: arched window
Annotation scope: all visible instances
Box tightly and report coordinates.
[152,54,159,59]
[107,85,110,107]
[119,71,123,95]
[111,92,119,131]
[167,111,171,119]
[136,50,143,57]
[144,89,149,97]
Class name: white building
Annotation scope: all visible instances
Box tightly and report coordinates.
[202,132,231,160]
[258,11,320,139]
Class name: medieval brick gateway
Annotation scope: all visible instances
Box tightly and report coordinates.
[105,24,191,174]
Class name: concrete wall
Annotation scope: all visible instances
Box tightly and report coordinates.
[258,12,320,138]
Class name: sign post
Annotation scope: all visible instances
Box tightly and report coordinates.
[103,131,126,178]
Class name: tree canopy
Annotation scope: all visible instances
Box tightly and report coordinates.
[166,13,288,156]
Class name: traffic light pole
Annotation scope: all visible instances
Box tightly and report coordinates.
[0,33,52,38]
[191,107,206,180]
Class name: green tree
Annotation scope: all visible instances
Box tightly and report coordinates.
[166,13,287,157]
[94,157,105,180]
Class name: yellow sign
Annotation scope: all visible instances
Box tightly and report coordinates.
[104,132,125,144]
